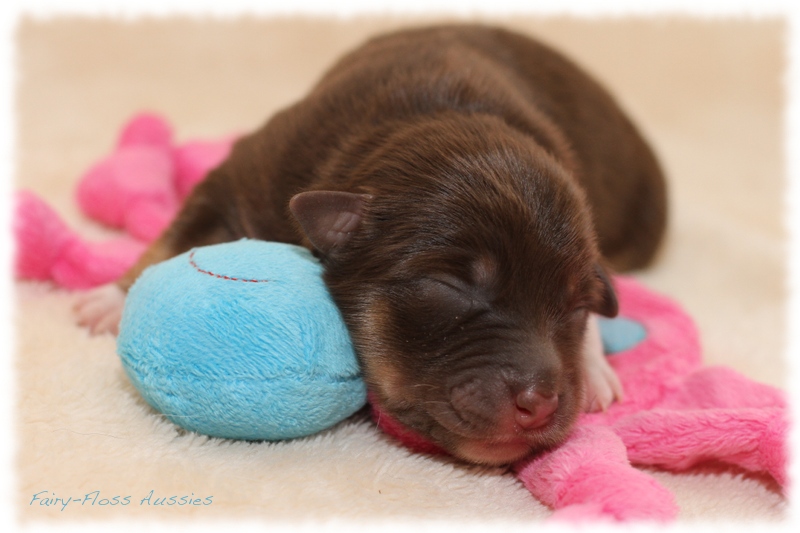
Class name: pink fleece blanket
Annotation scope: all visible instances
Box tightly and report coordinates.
[14,113,788,522]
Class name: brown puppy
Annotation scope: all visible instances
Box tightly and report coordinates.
[76,25,666,465]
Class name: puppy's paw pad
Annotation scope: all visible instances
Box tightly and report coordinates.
[73,284,125,336]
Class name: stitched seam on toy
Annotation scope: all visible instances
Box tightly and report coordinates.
[188,251,271,283]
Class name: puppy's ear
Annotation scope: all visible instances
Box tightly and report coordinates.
[590,263,619,317]
[289,191,372,255]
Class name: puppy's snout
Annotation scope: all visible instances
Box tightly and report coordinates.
[444,372,560,436]
[514,388,558,429]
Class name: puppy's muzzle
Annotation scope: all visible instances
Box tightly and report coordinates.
[437,370,561,438]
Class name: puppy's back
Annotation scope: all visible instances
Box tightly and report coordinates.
[209,25,666,270]
[482,27,667,271]
[314,25,667,270]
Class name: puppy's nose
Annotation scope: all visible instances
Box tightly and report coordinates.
[514,388,558,429]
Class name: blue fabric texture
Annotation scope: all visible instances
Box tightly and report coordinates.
[598,316,648,355]
[117,239,366,440]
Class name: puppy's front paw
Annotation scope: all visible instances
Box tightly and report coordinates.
[581,314,624,412]
[73,283,126,336]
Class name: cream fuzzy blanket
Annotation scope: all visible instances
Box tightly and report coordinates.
[15,17,788,525]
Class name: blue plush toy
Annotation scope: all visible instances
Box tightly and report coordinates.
[117,239,367,441]
[597,316,646,355]
[117,238,646,442]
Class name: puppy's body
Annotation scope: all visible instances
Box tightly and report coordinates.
[80,25,666,465]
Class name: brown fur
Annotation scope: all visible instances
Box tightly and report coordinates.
[118,25,666,465]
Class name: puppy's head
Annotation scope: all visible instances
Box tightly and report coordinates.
[290,115,617,465]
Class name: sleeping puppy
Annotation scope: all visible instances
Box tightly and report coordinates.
[75,25,666,465]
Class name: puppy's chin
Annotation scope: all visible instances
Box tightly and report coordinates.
[372,387,580,466]
[451,438,540,465]
[441,411,577,466]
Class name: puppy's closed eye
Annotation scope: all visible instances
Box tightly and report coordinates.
[404,276,478,329]
[417,276,474,312]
